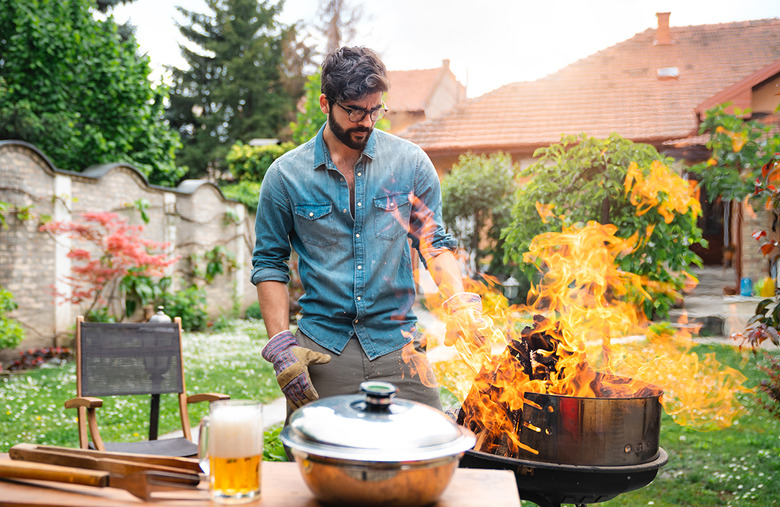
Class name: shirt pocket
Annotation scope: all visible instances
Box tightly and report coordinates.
[294,203,339,247]
[373,192,411,240]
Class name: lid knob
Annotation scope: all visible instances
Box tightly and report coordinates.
[148,306,172,323]
[360,381,397,411]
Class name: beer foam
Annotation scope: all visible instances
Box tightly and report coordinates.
[208,404,263,458]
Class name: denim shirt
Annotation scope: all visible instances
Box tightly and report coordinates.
[251,126,457,360]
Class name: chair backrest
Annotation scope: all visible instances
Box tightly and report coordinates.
[77,320,185,398]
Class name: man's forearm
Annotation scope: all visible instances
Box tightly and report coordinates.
[427,250,465,300]
[256,281,291,337]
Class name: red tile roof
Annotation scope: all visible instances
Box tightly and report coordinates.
[400,18,780,155]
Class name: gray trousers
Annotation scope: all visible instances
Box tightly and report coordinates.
[289,329,443,418]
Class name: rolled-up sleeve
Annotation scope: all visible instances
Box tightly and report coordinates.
[408,154,458,267]
[251,164,294,285]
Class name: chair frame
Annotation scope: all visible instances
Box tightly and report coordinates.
[64,316,229,452]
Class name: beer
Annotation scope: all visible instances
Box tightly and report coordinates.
[201,400,263,503]
[209,454,261,498]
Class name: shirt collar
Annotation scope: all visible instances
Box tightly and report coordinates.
[313,123,377,171]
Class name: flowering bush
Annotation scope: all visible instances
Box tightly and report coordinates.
[39,212,179,321]
[6,347,72,371]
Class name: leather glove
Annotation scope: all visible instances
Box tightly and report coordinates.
[261,330,331,409]
[443,292,491,373]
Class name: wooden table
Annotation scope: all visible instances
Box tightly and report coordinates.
[0,460,520,506]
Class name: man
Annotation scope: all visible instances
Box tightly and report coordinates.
[251,46,486,412]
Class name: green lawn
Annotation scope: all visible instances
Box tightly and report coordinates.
[0,319,282,454]
[0,323,778,506]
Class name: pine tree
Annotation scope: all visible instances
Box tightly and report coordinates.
[167,0,306,179]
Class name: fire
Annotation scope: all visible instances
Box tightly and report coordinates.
[429,221,750,457]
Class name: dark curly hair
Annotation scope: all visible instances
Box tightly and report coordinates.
[321,46,389,104]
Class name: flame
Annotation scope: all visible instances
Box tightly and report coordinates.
[431,221,750,457]
[407,166,748,459]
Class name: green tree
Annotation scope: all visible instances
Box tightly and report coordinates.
[167,0,308,178]
[289,71,327,145]
[0,0,184,187]
[502,133,704,318]
[441,152,519,277]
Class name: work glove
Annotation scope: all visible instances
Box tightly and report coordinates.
[261,330,331,409]
[442,292,491,372]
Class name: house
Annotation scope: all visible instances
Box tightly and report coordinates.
[400,13,780,285]
[385,60,467,134]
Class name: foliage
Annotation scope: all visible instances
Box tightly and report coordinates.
[0,320,279,453]
[0,286,25,350]
[119,273,172,318]
[6,347,71,371]
[441,152,519,278]
[226,141,296,182]
[166,0,311,178]
[161,285,208,332]
[502,133,704,318]
[689,104,779,204]
[244,301,263,320]
[188,246,237,285]
[220,180,262,209]
[754,351,780,420]
[705,104,780,350]
[0,0,184,187]
[289,71,327,145]
[39,212,179,321]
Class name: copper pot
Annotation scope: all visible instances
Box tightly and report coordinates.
[280,382,476,507]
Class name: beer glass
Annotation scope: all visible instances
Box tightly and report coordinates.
[199,400,263,503]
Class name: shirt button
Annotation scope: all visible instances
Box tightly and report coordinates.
[356,296,361,301]
[309,212,314,217]
[354,319,359,324]
[357,265,362,270]
[357,172,362,177]
[356,233,360,238]
[343,209,348,213]
[357,202,362,207]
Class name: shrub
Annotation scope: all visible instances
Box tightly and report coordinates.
[161,285,208,332]
[0,286,25,350]
[225,141,295,182]
[245,301,262,320]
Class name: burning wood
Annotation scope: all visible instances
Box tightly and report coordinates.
[456,314,658,458]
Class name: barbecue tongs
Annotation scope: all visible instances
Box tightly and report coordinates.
[1,443,202,501]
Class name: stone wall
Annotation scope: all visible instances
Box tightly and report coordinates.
[0,141,258,356]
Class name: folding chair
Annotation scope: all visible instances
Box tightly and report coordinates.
[64,316,229,457]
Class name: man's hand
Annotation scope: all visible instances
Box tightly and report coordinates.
[442,292,492,373]
[261,330,331,409]
[443,292,489,347]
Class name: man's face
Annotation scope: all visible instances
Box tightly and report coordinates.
[324,92,384,151]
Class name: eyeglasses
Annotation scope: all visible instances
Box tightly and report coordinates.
[335,102,388,123]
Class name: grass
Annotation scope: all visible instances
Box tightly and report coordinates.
[600,344,780,507]
[0,319,283,457]
[0,322,778,505]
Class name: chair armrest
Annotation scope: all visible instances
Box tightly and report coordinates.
[64,397,103,409]
[186,393,230,404]
[63,397,105,450]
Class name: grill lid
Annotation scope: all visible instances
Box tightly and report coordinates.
[280,381,476,462]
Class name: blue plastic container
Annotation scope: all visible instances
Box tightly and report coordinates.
[740,277,754,297]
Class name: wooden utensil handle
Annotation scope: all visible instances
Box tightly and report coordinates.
[0,460,108,487]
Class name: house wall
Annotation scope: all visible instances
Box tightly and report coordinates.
[753,75,780,113]
[0,141,258,357]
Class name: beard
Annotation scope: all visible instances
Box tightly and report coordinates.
[328,113,372,151]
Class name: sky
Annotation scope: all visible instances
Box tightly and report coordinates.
[111,0,780,98]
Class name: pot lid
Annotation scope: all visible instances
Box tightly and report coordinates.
[280,381,476,462]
